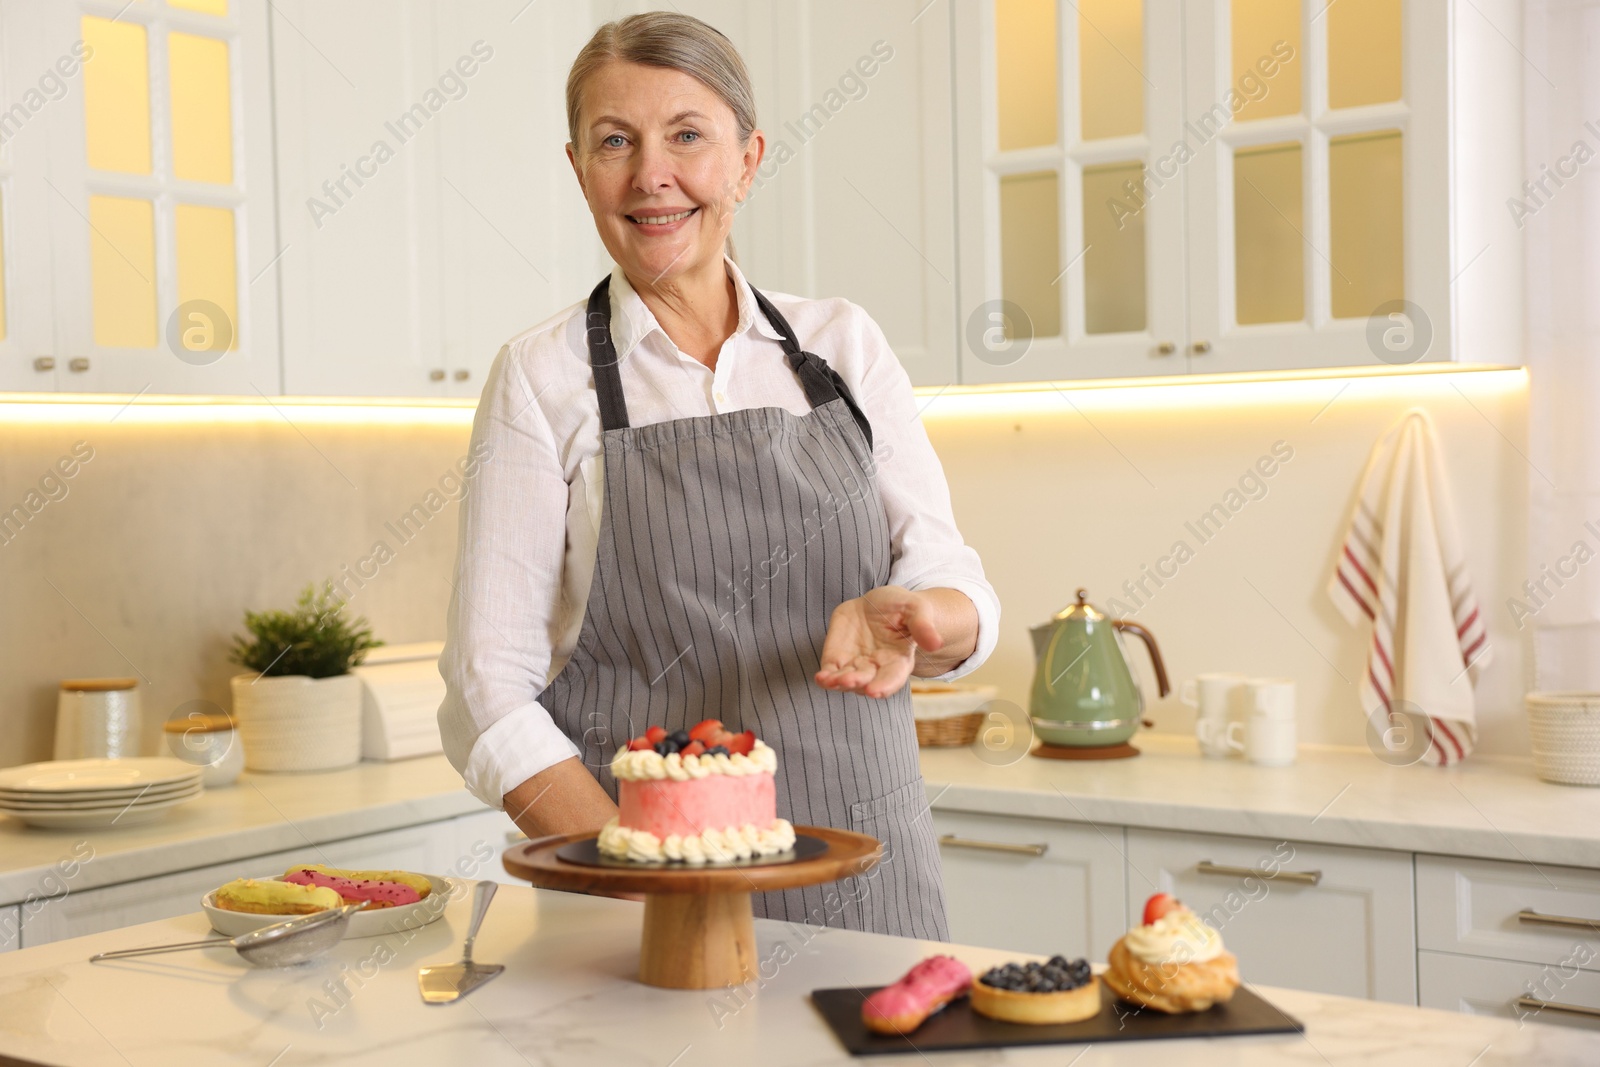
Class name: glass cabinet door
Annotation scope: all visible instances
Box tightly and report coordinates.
[42,0,278,395]
[1184,0,1449,374]
[955,0,1188,384]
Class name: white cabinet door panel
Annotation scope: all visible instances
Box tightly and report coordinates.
[664,0,958,386]
[0,905,21,953]
[18,845,302,947]
[449,808,525,887]
[272,0,447,397]
[1126,827,1416,1004]
[1417,854,1600,967]
[934,809,1126,959]
[16,823,457,948]
[1419,950,1600,1034]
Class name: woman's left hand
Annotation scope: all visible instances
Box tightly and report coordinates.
[815,586,946,698]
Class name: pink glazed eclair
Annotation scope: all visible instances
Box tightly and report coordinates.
[861,955,973,1035]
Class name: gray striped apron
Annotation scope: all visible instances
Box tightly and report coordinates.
[537,275,948,941]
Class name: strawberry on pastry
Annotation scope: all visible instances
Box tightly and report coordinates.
[861,955,973,1035]
[1143,892,1180,926]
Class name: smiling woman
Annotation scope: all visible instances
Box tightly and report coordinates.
[437,12,1000,943]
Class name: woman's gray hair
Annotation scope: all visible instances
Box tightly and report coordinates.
[565,12,756,152]
[566,12,756,262]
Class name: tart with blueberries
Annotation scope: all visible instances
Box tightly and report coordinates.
[969,955,1101,1025]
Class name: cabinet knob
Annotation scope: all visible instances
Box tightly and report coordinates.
[429,369,446,382]
[32,357,55,372]
[1190,340,1212,355]
[1155,341,1176,356]
[68,357,90,373]
[454,369,470,382]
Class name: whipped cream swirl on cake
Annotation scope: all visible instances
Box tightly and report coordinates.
[597,817,796,864]
[1124,905,1225,966]
[610,740,777,781]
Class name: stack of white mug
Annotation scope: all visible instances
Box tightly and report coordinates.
[1179,673,1297,766]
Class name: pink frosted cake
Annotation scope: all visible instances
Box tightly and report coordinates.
[598,719,796,864]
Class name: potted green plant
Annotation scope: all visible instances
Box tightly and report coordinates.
[228,582,382,772]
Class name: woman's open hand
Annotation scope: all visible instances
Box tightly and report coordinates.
[815,586,946,698]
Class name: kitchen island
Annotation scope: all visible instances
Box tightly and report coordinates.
[0,881,1594,1066]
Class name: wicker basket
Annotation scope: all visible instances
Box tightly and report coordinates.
[1525,692,1600,787]
[915,711,987,747]
[911,682,999,748]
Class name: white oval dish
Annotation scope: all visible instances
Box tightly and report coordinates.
[202,874,455,939]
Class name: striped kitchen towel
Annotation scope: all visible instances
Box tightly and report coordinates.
[1327,408,1490,766]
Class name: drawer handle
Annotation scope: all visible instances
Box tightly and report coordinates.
[1517,908,1600,932]
[1196,859,1322,886]
[938,834,1047,857]
[1516,995,1600,1020]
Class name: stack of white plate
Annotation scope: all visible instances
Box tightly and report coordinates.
[0,758,204,829]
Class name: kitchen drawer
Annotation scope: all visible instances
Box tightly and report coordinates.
[933,809,1126,959]
[1419,949,1600,1032]
[451,808,526,886]
[1127,828,1416,1004]
[1417,854,1600,967]
[18,846,303,947]
[17,822,462,948]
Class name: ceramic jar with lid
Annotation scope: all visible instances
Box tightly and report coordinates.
[162,706,244,787]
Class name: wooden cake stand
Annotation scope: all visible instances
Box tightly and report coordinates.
[503,826,880,990]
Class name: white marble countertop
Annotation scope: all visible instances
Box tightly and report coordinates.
[0,883,1594,1067]
[5,734,1599,912]
[0,757,488,905]
[921,734,1600,867]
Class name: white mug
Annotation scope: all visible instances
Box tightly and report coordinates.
[1198,716,1246,758]
[1181,673,1246,758]
[1246,678,1296,720]
[1245,711,1297,766]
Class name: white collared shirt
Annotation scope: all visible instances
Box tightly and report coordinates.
[438,255,1000,809]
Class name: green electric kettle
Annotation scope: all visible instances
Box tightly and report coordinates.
[1028,589,1170,748]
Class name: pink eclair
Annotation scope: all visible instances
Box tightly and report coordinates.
[861,955,974,1035]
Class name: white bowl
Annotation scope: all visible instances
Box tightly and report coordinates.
[202,874,455,938]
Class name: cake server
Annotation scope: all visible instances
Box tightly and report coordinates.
[419,879,503,1004]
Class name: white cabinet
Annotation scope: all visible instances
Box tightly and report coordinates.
[0,905,20,953]
[448,807,525,886]
[933,809,1127,959]
[1416,853,1600,1030]
[10,0,280,395]
[1125,827,1417,1004]
[19,844,303,946]
[13,817,484,948]
[952,0,1525,383]
[654,1,960,387]
[1419,951,1600,1033]
[1417,854,1600,967]
[272,0,596,398]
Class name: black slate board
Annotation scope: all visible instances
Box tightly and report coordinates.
[555,833,827,870]
[810,982,1302,1056]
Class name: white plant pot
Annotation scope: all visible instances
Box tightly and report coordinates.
[1526,691,1600,787]
[230,673,362,772]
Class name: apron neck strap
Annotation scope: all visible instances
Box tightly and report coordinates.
[585,274,874,450]
[585,276,632,433]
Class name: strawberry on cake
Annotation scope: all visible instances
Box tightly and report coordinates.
[598,719,796,864]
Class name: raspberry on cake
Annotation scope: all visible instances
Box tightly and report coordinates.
[599,719,796,864]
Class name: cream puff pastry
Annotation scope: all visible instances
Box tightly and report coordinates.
[1102,893,1240,1014]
